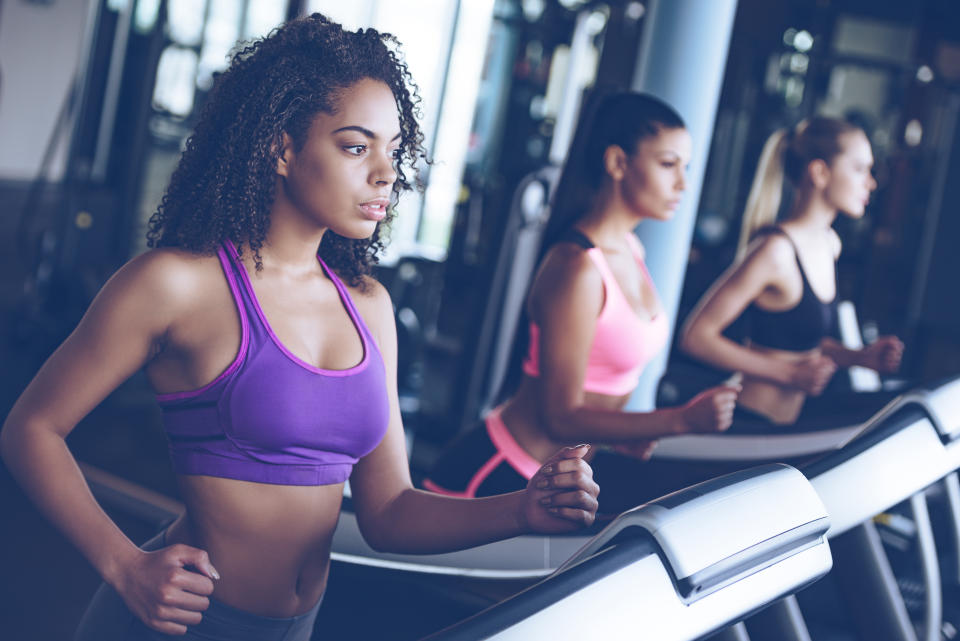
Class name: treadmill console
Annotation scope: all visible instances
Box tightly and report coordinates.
[558,463,830,602]
[918,374,960,441]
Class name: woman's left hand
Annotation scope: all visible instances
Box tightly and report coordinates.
[859,335,904,373]
[521,445,599,534]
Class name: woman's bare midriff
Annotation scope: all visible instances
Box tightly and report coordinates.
[165,475,344,617]
[738,342,814,425]
[500,376,631,463]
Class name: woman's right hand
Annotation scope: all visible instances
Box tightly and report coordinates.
[115,544,219,635]
[788,354,837,395]
[677,384,740,434]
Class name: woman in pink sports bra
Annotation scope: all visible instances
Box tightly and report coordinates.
[426,92,739,510]
[0,15,598,641]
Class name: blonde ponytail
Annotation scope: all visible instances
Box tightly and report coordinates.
[737,129,789,258]
[736,117,863,258]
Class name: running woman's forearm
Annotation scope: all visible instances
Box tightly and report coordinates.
[0,422,141,586]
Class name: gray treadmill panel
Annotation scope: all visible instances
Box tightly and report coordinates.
[651,392,916,461]
[916,374,960,440]
[426,464,831,641]
[558,464,829,601]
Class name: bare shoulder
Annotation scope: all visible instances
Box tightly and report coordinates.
[536,243,603,291]
[345,275,394,336]
[529,243,603,319]
[741,233,797,277]
[107,248,223,311]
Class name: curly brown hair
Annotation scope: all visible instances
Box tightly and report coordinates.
[146,13,425,287]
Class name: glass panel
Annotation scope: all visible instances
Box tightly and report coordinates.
[418,0,496,252]
[197,0,241,91]
[152,45,199,117]
[133,0,162,34]
[244,0,287,40]
[373,0,459,258]
[305,0,374,29]
[167,0,207,46]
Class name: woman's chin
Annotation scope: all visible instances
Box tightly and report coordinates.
[330,221,380,240]
[840,205,866,219]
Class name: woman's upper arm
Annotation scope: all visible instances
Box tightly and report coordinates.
[346,281,414,518]
[531,250,604,421]
[4,252,191,438]
[681,237,791,349]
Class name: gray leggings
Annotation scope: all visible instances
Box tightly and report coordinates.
[74,531,321,641]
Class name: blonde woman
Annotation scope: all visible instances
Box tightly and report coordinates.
[680,117,903,428]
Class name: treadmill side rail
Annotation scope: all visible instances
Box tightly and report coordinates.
[917,374,960,440]
[485,546,831,641]
[558,464,830,602]
[426,464,832,641]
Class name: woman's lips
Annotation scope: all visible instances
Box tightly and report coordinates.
[359,199,389,221]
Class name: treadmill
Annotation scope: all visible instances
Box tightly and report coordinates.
[324,374,960,640]
[82,456,831,641]
[629,373,960,641]
[422,464,831,641]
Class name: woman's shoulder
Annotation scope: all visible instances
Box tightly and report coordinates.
[106,247,226,310]
[537,242,604,289]
[745,228,796,260]
[531,243,604,311]
[344,274,390,306]
[740,229,800,279]
[343,275,394,334]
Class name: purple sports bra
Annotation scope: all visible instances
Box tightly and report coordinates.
[156,241,390,486]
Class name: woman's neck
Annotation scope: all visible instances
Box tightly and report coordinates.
[783,189,837,234]
[576,192,640,248]
[251,201,328,274]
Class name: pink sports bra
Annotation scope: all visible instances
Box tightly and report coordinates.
[522,230,669,396]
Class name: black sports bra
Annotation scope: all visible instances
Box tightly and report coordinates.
[746,227,838,352]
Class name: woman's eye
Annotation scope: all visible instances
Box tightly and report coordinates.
[344,145,367,156]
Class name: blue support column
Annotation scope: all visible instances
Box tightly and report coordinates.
[627,0,739,411]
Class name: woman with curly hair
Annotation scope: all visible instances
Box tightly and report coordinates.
[0,14,598,641]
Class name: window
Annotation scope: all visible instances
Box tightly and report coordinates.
[308,0,497,260]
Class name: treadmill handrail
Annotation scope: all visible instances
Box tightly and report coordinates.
[802,401,937,479]
[911,373,960,441]
[555,465,829,595]
[423,465,833,641]
[652,389,935,462]
[419,537,658,641]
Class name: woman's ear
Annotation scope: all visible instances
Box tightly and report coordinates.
[275,133,294,177]
[603,145,628,182]
[807,158,831,190]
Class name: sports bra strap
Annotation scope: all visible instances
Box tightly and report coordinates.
[756,225,798,252]
[623,232,645,261]
[316,256,373,341]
